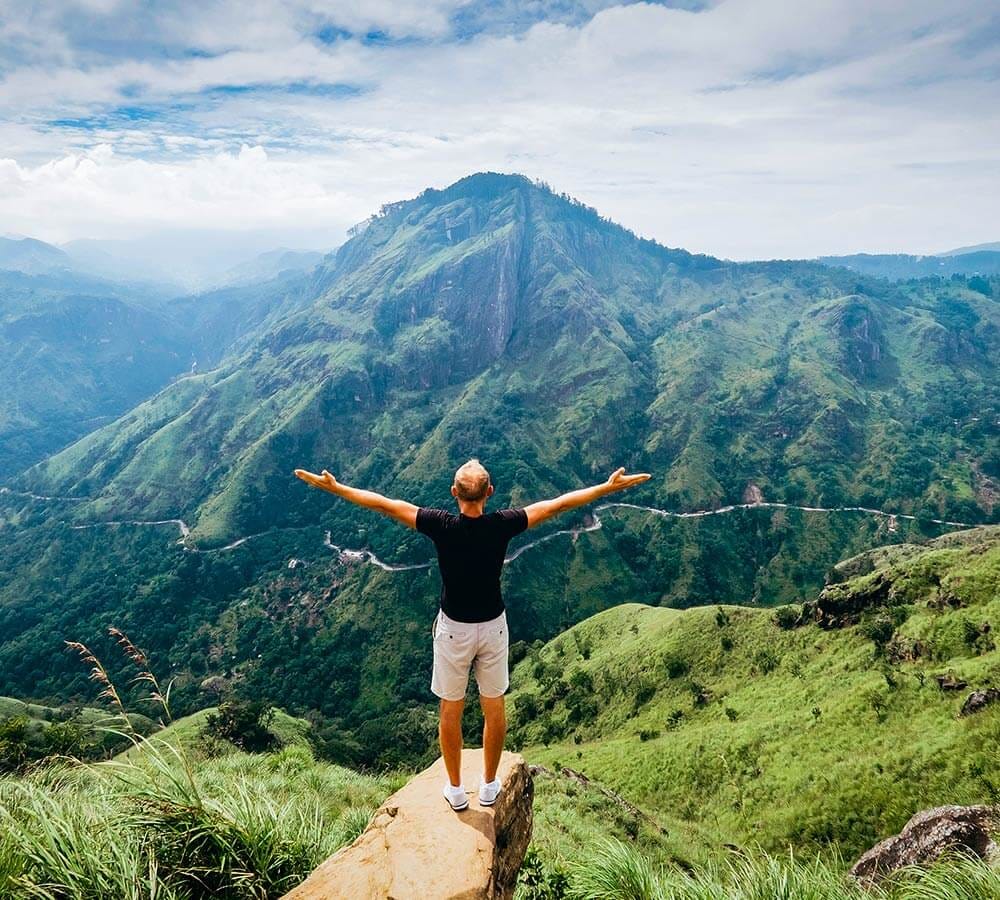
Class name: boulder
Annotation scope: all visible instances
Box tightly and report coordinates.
[960,688,1000,717]
[282,749,533,900]
[850,805,1000,885]
[805,572,893,628]
[935,672,968,692]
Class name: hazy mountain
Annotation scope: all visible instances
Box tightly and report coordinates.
[62,234,332,293]
[0,237,73,275]
[1,173,997,764]
[818,251,1000,281]
[0,269,192,475]
[938,241,1000,256]
[215,248,326,288]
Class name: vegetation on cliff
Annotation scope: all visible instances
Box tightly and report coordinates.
[509,527,1000,876]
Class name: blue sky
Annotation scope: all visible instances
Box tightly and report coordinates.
[0,0,997,259]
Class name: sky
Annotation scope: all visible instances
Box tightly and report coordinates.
[0,0,998,260]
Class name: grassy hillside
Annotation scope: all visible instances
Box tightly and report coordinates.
[2,173,997,766]
[0,739,401,898]
[0,695,156,770]
[509,526,1000,868]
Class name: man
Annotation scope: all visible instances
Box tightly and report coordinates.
[294,459,650,811]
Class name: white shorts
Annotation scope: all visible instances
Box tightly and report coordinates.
[431,609,509,701]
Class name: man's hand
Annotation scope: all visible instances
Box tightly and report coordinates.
[604,467,652,494]
[525,466,653,528]
[294,468,340,494]
[293,467,418,528]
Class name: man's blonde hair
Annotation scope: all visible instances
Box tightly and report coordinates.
[453,458,491,502]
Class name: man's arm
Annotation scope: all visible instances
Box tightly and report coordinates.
[523,467,651,529]
[294,468,418,529]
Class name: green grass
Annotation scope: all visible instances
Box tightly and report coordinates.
[0,737,402,899]
[510,529,1000,870]
[111,706,313,762]
[522,838,1000,900]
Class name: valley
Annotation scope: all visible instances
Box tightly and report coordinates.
[0,173,998,898]
[1,173,997,770]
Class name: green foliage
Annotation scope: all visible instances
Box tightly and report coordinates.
[663,656,689,680]
[204,701,278,753]
[543,838,1000,900]
[752,648,781,675]
[510,532,1000,861]
[773,605,802,630]
[0,737,398,899]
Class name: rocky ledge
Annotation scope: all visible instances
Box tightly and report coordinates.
[282,749,533,900]
[850,804,999,885]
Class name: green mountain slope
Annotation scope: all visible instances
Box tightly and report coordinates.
[0,270,194,474]
[509,526,1000,863]
[21,174,998,540]
[2,173,998,764]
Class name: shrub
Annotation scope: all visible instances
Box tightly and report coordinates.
[515,692,542,721]
[753,648,780,675]
[861,613,897,654]
[204,701,277,753]
[509,640,530,666]
[774,605,802,630]
[518,846,571,899]
[663,656,689,679]
[631,681,656,713]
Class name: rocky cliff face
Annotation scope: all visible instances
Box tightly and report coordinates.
[283,749,534,900]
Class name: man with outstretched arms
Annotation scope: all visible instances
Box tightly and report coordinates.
[295,460,650,812]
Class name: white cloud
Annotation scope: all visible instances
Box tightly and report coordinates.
[0,0,997,258]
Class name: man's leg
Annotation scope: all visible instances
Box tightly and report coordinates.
[480,694,506,783]
[439,698,465,787]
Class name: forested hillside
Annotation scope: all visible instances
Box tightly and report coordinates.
[1,173,997,764]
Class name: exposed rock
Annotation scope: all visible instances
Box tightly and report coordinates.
[885,633,926,663]
[282,749,533,900]
[825,298,894,384]
[960,688,1000,717]
[742,483,764,505]
[935,672,968,692]
[825,543,923,583]
[198,675,228,696]
[850,805,1000,885]
[803,572,893,628]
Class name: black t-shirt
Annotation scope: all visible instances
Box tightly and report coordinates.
[416,507,528,623]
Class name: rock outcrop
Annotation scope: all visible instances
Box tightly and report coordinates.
[960,688,1000,717]
[849,805,1000,885]
[282,749,533,900]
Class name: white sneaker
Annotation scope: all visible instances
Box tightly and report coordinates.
[478,776,501,807]
[443,782,469,811]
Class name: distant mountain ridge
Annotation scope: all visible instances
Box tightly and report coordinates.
[939,241,1000,256]
[1,172,997,768]
[0,236,73,275]
[818,250,1000,281]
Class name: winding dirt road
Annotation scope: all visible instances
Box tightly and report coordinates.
[54,498,975,571]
